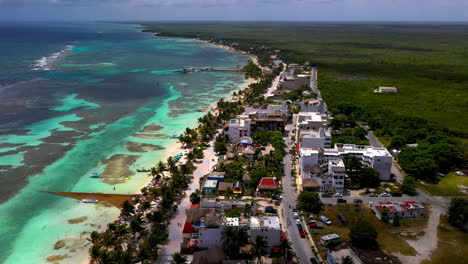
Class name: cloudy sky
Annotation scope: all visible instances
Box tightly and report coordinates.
[0,0,467,21]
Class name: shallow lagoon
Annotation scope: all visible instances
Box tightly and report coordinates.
[0,22,249,263]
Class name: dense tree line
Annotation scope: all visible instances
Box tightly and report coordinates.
[328,102,464,181]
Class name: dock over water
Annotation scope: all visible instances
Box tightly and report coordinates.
[47,191,141,208]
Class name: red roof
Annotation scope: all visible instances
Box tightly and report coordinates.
[183,223,194,234]
[191,203,200,208]
[258,177,278,189]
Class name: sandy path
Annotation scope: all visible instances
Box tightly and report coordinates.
[394,208,441,264]
[157,142,218,263]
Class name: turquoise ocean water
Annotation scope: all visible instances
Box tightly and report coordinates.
[0,22,250,263]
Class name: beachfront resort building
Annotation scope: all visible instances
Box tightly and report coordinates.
[225,102,290,141]
[225,117,251,142]
[249,216,282,250]
[371,201,425,220]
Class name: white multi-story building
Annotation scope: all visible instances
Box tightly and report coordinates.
[328,159,346,193]
[299,144,393,193]
[299,128,332,149]
[323,144,393,181]
[299,149,344,193]
[249,216,281,250]
[297,112,328,131]
[225,117,251,142]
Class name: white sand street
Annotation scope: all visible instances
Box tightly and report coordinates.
[157,143,218,263]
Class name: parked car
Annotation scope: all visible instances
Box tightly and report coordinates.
[337,198,347,203]
[321,193,332,198]
[293,212,299,219]
[380,192,391,197]
[310,258,319,264]
[391,192,402,197]
[295,218,301,224]
[308,220,323,229]
[353,198,363,203]
[368,193,378,197]
[296,224,305,238]
[319,215,332,225]
[274,201,281,206]
[308,220,317,228]
[265,206,277,214]
[333,193,343,198]
[292,207,298,212]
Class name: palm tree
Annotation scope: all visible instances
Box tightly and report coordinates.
[167,156,175,167]
[156,161,166,175]
[251,235,269,264]
[120,200,135,218]
[221,226,249,258]
[89,244,102,263]
[150,167,158,177]
[130,215,144,238]
[171,252,187,264]
[225,188,234,200]
[88,231,101,244]
[279,238,296,261]
[114,224,130,249]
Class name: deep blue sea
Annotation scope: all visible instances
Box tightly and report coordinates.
[0,22,250,263]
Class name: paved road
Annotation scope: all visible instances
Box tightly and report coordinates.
[364,128,406,183]
[281,125,317,264]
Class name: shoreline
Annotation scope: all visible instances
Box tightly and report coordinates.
[77,31,257,264]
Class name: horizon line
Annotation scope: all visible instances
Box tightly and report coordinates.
[1,20,468,24]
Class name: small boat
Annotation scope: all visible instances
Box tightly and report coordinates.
[124,177,131,180]
[137,167,150,172]
[90,172,101,178]
[171,135,178,139]
[82,198,99,203]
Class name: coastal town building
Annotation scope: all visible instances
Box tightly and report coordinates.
[249,216,282,250]
[257,177,279,191]
[203,180,218,193]
[299,98,325,113]
[371,201,425,220]
[297,112,328,131]
[299,128,332,149]
[225,102,290,140]
[225,117,251,142]
[299,144,393,193]
[207,172,225,182]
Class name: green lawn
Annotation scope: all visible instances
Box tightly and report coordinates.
[420,172,468,196]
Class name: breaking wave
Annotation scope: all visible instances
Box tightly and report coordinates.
[31,45,74,71]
